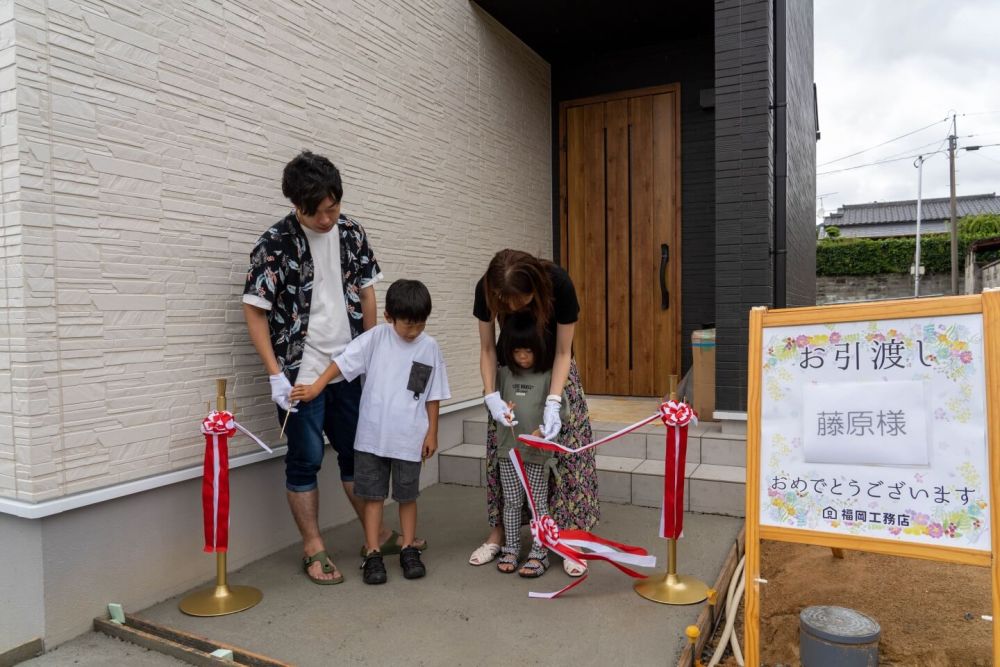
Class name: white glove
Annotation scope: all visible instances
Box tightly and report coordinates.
[541,395,562,440]
[484,391,517,427]
[269,373,298,413]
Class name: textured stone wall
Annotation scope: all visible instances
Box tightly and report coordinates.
[816,273,957,304]
[981,260,1000,290]
[2,0,551,501]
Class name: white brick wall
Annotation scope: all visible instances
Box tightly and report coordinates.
[2,0,552,501]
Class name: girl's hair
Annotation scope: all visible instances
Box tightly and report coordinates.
[482,249,554,335]
[499,311,553,373]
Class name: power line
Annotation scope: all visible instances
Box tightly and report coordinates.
[816,143,1000,177]
[968,150,1000,165]
[817,151,946,177]
[817,116,949,167]
[963,142,1000,151]
[876,134,957,162]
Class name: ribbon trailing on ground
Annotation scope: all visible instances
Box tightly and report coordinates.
[507,448,656,599]
[200,410,272,553]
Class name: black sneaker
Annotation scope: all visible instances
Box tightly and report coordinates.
[361,550,387,585]
[400,545,426,579]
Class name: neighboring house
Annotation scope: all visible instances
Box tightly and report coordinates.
[0,0,816,654]
[820,193,1000,239]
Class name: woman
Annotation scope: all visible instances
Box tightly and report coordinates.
[468,249,598,576]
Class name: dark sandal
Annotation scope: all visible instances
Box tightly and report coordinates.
[302,550,344,585]
[496,551,518,574]
[518,556,550,578]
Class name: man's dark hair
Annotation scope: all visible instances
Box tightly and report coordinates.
[499,311,552,372]
[281,151,343,216]
[385,279,432,323]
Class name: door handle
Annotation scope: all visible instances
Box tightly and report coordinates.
[659,243,669,310]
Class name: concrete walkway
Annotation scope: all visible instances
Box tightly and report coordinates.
[30,484,742,666]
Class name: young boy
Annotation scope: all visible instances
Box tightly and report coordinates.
[291,279,450,584]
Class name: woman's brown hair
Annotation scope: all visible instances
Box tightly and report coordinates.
[482,249,554,332]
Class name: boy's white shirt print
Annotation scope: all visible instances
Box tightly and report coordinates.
[334,323,451,462]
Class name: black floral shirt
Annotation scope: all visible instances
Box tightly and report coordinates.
[242,212,383,378]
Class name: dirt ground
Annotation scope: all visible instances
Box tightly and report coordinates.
[715,541,993,666]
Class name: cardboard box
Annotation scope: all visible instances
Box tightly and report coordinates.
[692,329,715,421]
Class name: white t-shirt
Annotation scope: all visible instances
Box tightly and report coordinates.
[296,225,352,385]
[334,323,451,462]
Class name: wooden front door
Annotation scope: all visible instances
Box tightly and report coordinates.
[560,85,681,397]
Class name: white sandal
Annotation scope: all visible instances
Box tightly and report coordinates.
[563,558,587,577]
[469,542,502,566]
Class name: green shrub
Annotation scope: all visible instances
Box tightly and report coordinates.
[817,213,1000,276]
[959,213,1000,243]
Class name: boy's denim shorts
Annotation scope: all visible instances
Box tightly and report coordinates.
[353,451,421,503]
[279,377,362,492]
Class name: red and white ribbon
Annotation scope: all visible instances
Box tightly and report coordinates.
[518,412,663,455]
[507,448,656,599]
[518,399,697,549]
[199,410,272,553]
[658,400,697,539]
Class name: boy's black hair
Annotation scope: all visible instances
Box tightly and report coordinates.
[499,311,552,372]
[282,151,344,216]
[385,279,432,322]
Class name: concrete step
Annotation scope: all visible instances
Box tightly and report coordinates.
[439,443,746,518]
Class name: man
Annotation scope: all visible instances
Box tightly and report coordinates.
[242,151,422,584]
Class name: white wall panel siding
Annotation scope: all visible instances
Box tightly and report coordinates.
[0,2,21,499]
[2,1,551,501]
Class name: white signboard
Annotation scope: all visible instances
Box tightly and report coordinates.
[759,314,990,551]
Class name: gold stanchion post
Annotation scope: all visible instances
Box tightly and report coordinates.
[634,375,709,605]
[179,379,263,617]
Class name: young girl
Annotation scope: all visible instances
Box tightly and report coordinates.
[494,312,568,577]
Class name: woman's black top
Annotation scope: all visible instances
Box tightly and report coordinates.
[473,264,580,366]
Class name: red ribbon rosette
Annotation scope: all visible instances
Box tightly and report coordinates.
[530,515,561,548]
[658,399,696,428]
[201,410,236,436]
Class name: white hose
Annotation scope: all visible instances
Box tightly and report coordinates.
[707,554,746,667]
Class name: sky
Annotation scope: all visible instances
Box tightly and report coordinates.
[814,0,1000,222]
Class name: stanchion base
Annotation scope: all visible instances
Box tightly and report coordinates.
[634,572,709,605]
[179,584,262,617]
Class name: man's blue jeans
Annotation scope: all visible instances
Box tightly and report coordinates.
[279,377,362,492]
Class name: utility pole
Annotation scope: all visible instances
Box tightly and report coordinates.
[914,155,926,298]
[949,113,959,295]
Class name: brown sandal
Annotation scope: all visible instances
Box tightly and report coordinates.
[302,550,344,585]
